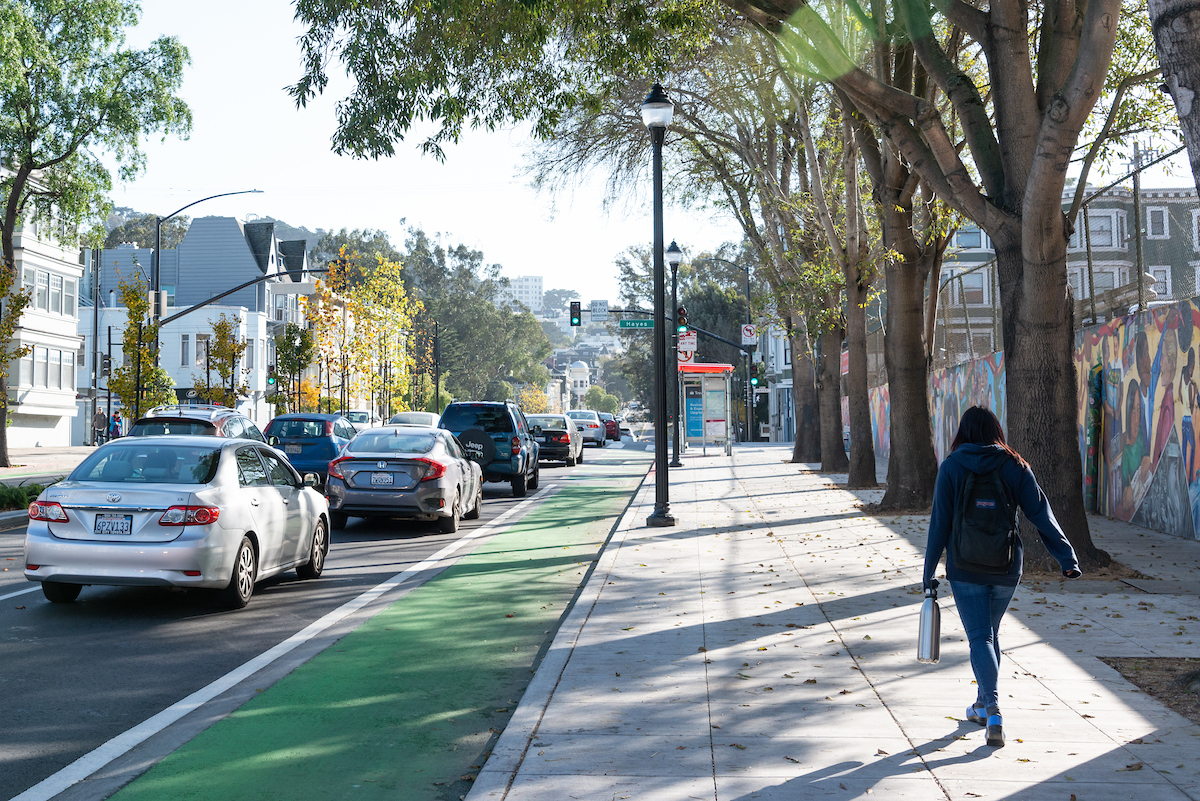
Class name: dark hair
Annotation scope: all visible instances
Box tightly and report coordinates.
[950,406,1029,468]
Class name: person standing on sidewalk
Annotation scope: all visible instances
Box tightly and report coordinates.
[923,406,1082,748]
[92,410,108,445]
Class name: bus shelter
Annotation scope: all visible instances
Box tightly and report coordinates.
[678,362,734,456]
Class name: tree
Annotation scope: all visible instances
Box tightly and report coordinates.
[192,314,249,407]
[0,0,190,466]
[542,288,580,313]
[1151,0,1200,197]
[517,384,550,414]
[107,274,175,415]
[104,213,189,249]
[584,386,621,415]
[274,322,317,412]
[308,228,401,280]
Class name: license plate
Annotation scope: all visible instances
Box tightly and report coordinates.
[285,444,302,454]
[370,472,394,486]
[95,514,133,536]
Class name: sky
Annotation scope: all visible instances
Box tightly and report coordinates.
[109,1,745,304]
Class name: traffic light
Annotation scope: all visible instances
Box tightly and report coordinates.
[267,365,277,387]
[750,363,760,386]
[676,306,688,332]
[100,355,111,377]
[570,301,582,327]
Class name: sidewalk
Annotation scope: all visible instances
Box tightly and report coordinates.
[470,445,1200,800]
[0,446,94,486]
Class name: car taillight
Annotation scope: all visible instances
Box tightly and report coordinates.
[416,457,446,482]
[554,433,568,443]
[511,435,521,456]
[326,420,334,436]
[328,456,350,479]
[28,501,69,522]
[159,505,221,526]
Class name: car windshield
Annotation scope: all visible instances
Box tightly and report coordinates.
[349,430,438,454]
[266,419,327,438]
[567,412,596,421]
[346,412,370,423]
[71,443,222,484]
[440,405,514,433]
[390,412,436,425]
[127,419,216,436]
[528,416,567,430]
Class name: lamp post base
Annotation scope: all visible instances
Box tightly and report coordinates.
[646,508,676,527]
[669,458,683,467]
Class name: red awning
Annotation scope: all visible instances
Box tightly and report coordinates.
[678,362,735,374]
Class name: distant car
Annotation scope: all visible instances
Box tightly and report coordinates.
[619,419,633,438]
[345,410,382,431]
[439,401,539,496]
[389,411,441,427]
[598,411,620,441]
[23,436,330,608]
[325,426,483,532]
[126,405,267,442]
[526,414,584,466]
[264,413,357,482]
[567,410,606,446]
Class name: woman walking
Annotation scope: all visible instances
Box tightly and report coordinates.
[923,406,1081,748]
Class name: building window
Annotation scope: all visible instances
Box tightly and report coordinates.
[1147,207,1169,239]
[783,342,792,365]
[181,334,190,367]
[196,333,210,367]
[34,347,47,387]
[246,338,254,370]
[19,351,33,387]
[64,279,76,317]
[1073,212,1116,249]
[956,228,982,249]
[1150,266,1172,299]
[63,351,75,390]
[163,285,175,307]
[36,272,48,311]
[48,350,60,389]
[50,274,63,314]
[960,273,985,304]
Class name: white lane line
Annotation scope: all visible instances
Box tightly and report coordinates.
[9,484,559,801]
[0,586,38,602]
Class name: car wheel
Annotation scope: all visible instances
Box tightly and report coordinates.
[511,471,528,497]
[565,453,576,466]
[577,447,583,464]
[598,438,606,448]
[297,518,328,579]
[464,482,483,519]
[439,491,461,533]
[42,582,82,604]
[330,511,348,530]
[529,464,540,490]
[220,537,257,609]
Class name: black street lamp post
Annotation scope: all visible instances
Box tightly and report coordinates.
[642,83,676,528]
[667,240,683,467]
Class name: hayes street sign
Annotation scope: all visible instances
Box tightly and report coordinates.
[619,319,654,329]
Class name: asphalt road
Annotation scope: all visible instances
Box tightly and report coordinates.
[0,443,646,801]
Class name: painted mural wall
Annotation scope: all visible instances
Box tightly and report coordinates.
[865,296,1200,541]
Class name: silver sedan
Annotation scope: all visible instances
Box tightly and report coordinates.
[23,436,330,608]
[324,426,483,533]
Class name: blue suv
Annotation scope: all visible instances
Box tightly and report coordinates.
[438,401,539,496]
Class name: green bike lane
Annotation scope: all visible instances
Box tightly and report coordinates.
[109,452,649,801]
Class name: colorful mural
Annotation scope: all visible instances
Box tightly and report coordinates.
[869,385,890,458]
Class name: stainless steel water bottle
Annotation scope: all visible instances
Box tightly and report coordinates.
[917,586,941,663]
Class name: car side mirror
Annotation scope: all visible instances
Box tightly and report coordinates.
[303,473,321,488]
[268,435,280,446]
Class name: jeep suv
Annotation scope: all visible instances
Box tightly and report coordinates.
[126,405,268,441]
[438,401,540,496]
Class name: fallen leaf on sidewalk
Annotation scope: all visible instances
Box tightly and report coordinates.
[1117,762,1145,772]
[697,647,707,652]
[737,673,752,680]
[622,627,635,631]
[839,689,852,695]
[783,674,795,678]
[876,749,889,756]
[730,743,746,749]
[494,708,509,713]
[785,756,800,763]
[805,678,817,684]
[505,613,514,618]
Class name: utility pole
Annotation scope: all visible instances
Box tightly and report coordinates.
[1133,141,1146,311]
[90,247,100,445]
[434,321,441,414]
[134,322,143,420]
[106,326,112,434]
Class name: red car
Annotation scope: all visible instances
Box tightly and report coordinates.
[599,412,620,441]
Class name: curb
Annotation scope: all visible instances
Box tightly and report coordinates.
[466,467,655,801]
[0,508,29,528]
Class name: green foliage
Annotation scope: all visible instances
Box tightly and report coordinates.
[273,322,317,411]
[104,214,189,249]
[290,0,726,158]
[0,480,49,511]
[542,288,580,313]
[584,386,620,415]
[107,272,175,415]
[308,228,401,279]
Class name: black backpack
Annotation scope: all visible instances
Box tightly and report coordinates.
[951,466,1018,574]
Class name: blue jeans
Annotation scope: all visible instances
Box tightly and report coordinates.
[949,581,1017,713]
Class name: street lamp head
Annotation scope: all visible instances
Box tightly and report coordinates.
[666,240,683,268]
[640,83,674,129]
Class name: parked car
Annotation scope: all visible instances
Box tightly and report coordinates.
[438,401,539,496]
[598,411,620,441]
[567,410,606,446]
[264,413,356,482]
[126,405,267,442]
[23,437,330,608]
[345,410,382,431]
[388,411,441,427]
[526,414,584,466]
[325,426,482,532]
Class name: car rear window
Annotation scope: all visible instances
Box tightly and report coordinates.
[348,430,437,454]
[440,405,514,434]
[266,419,327,438]
[528,416,567,430]
[128,419,216,436]
[346,412,370,423]
[71,444,222,484]
[567,412,597,421]
[389,412,439,425]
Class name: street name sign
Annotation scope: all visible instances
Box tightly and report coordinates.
[619,319,654,329]
[590,300,609,322]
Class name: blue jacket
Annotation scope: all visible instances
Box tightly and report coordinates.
[923,443,1079,587]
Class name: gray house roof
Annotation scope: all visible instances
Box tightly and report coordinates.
[278,240,308,281]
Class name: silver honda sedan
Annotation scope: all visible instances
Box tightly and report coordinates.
[23,436,330,608]
[325,426,483,533]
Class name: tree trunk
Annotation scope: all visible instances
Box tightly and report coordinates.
[997,242,1111,571]
[1151,0,1200,197]
[844,269,876,487]
[817,328,849,472]
[879,251,939,510]
[789,314,821,462]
